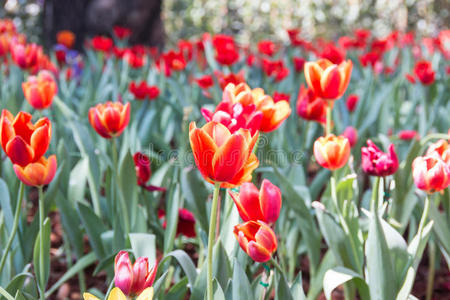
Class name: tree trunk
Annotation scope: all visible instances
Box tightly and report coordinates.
[43,0,164,51]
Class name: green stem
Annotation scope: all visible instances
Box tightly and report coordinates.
[426,240,436,300]
[417,196,430,240]
[112,138,130,234]
[207,182,221,300]
[370,177,381,214]
[269,257,283,274]
[0,182,24,274]
[331,173,362,272]
[325,101,332,136]
[38,186,45,300]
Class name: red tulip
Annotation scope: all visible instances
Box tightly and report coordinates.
[314,135,350,170]
[318,42,346,64]
[88,101,130,138]
[133,152,165,192]
[91,36,113,52]
[0,110,52,167]
[234,221,277,262]
[304,59,352,100]
[129,81,149,100]
[293,57,305,73]
[261,59,289,81]
[160,208,196,238]
[296,85,328,125]
[161,50,186,76]
[257,40,277,56]
[212,34,239,66]
[13,155,57,187]
[342,126,358,147]
[10,42,39,69]
[412,155,450,193]
[361,140,398,176]
[230,179,282,224]
[22,70,58,109]
[413,60,435,85]
[189,121,259,188]
[195,75,214,89]
[398,130,419,141]
[215,70,245,90]
[114,251,158,297]
[272,91,290,103]
[124,50,146,68]
[346,94,359,112]
[113,26,132,40]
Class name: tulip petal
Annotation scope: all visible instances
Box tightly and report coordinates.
[304,62,324,97]
[108,287,127,300]
[0,112,14,151]
[83,293,100,300]
[259,179,282,224]
[30,123,50,161]
[320,66,341,99]
[212,133,246,181]
[247,241,271,262]
[6,136,34,166]
[136,287,154,300]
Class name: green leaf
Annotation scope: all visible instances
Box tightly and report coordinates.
[33,218,51,291]
[307,250,334,300]
[129,233,156,264]
[164,250,198,292]
[0,179,13,233]
[45,252,96,298]
[231,259,253,300]
[4,273,33,299]
[164,183,181,254]
[365,213,397,300]
[275,272,293,300]
[76,202,107,259]
[213,241,232,290]
[118,151,138,229]
[68,158,89,204]
[323,267,368,300]
[428,201,450,257]
[164,277,188,300]
[213,279,226,300]
[290,273,306,300]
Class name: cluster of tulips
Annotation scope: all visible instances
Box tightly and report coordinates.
[0,16,449,300]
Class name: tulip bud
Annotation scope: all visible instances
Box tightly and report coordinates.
[229,179,282,224]
[313,134,350,170]
[361,140,399,177]
[114,251,158,297]
[345,94,359,112]
[88,101,130,138]
[22,70,58,110]
[412,155,450,193]
[13,155,57,187]
[398,130,419,141]
[234,221,277,262]
[342,126,358,147]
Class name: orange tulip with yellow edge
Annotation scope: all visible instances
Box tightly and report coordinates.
[22,70,58,110]
[88,101,130,139]
[189,121,259,188]
[304,58,352,100]
[13,155,57,187]
[251,88,291,132]
[313,134,350,170]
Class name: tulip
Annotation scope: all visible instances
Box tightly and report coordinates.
[215,70,245,90]
[124,51,146,68]
[189,121,259,188]
[0,110,52,166]
[261,59,289,81]
[296,85,328,125]
[313,134,350,170]
[114,251,158,297]
[342,126,358,147]
[426,139,450,165]
[318,42,346,64]
[88,101,130,138]
[201,102,262,135]
[272,91,290,103]
[195,75,214,89]
[346,94,359,112]
[133,152,165,191]
[293,57,305,73]
[257,40,277,56]
[113,26,132,40]
[212,34,239,66]
[129,81,149,100]
[84,287,154,300]
[413,60,435,85]
[13,155,57,186]
[398,130,419,141]
[304,58,352,100]
[10,42,39,69]
[361,140,399,177]
[160,208,197,238]
[91,36,113,52]
[222,83,253,106]
[22,70,58,110]
[56,30,75,48]
[251,88,291,132]
[412,155,450,193]
[234,221,277,262]
[229,179,282,224]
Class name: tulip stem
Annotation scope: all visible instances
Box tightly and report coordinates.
[417,195,430,241]
[0,182,24,275]
[269,257,283,274]
[207,182,221,300]
[38,185,45,300]
[426,239,436,300]
[370,177,380,213]
[325,101,332,135]
[112,138,130,234]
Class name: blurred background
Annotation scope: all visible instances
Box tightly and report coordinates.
[0,0,449,47]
